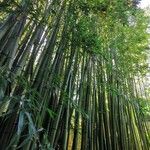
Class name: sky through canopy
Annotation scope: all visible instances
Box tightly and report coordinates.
[139,0,150,8]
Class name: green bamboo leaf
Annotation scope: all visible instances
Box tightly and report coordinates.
[47,108,56,118]
[17,111,24,135]
[25,112,36,135]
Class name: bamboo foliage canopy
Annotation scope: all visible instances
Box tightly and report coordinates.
[0,0,150,149]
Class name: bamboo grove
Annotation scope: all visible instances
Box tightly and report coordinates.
[0,0,150,149]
